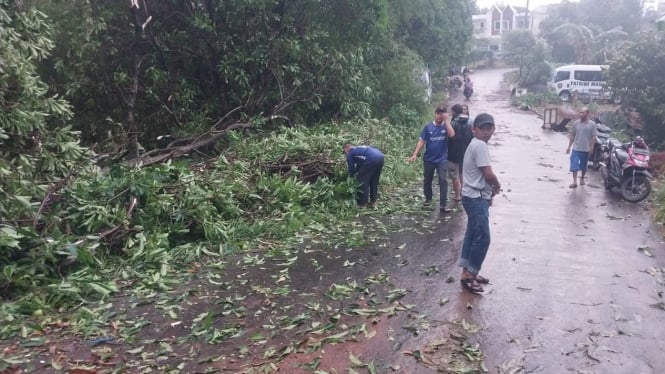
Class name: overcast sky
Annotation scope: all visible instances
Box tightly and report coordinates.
[476,0,579,9]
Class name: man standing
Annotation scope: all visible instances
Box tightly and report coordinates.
[463,73,474,101]
[343,144,385,208]
[565,107,597,188]
[447,104,474,201]
[408,106,456,212]
[458,113,501,294]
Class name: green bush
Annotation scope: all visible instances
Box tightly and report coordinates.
[511,92,561,108]
[388,103,422,127]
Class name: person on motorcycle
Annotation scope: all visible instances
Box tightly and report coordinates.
[565,107,597,188]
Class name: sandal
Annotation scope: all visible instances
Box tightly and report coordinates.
[569,183,577,188]
[460,278,484,293]
[580,178,585,186]
[475,275,490,284]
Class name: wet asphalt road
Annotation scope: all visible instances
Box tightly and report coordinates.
[444,68,665,373]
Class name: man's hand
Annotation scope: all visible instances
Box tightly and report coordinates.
[491,184,501,196]
[407,155,417,163]
[566,147,571,154]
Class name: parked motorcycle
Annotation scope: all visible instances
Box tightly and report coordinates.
[590,122,612,169]
[600,136,652,203]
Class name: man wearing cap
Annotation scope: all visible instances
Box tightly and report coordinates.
[458,113,501,294]
[408,106,456,212]
[343,143,385,208]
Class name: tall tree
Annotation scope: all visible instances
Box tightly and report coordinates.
[0,0,88,272]
[578,0,642,34]
[607,33,665,148]
[37,0,396,152]
[501,30,537,77]
[540,0,642,63]
[390,0,473,74]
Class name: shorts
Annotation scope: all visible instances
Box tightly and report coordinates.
[447,161,460,179]
[570,150,589,172]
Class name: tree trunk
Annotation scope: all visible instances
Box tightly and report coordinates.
[126,1,147,160]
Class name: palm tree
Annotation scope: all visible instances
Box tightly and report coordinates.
[547,23,594,63]
[592,27,629,63]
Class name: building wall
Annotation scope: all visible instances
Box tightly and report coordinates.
[491,8,501,36]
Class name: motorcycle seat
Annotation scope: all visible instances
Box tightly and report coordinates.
[615,148,628,163]
[609,138,623,149]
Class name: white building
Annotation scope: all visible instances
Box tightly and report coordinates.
[472,4,547,49]
[472,4,531,39]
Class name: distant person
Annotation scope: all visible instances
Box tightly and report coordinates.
[458,113,501,294]
[408,106,456,212]
[447,104,474,201]
[343,144,385,208]
[462,104,471,117]
[463,73,474,101]
[565,107,597,188]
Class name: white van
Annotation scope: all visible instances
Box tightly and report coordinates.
[549,64,617,103]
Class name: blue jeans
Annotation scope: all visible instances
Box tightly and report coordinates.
[458,197,491,275]
[423,160,448,206]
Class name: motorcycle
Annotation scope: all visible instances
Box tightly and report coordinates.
[600,136,652,203]
[590,122,612,169]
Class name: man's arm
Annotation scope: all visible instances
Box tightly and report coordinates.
[444,113,455,138]
[346,154,356,176]
[480,166,501,195]
[408,139,426,163]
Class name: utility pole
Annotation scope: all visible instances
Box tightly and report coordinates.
[526,0,530,30]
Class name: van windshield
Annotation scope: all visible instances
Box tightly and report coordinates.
[554,71,570,83]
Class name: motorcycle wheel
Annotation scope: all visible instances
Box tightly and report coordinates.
[620,174,651,203]
[600,165,613,190]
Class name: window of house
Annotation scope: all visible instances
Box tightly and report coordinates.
[494,20,509,30]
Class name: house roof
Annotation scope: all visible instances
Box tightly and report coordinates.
[473,4,529,16]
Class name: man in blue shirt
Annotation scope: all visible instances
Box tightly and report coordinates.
[408,106,456,212]
[343,144,385,208]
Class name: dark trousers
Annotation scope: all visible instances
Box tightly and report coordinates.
[423,160,448,207]
[356,158,384,205]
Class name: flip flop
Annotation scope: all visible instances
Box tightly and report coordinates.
[475,275,490,284]
[460,278,484,293]
[580,178,586,186]
[569,184,577,188]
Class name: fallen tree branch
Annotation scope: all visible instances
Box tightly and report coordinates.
[127,121,252,167]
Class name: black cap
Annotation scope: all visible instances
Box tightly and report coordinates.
[435,106,447,113]
[451,104,464,115]
[473,113,495,128]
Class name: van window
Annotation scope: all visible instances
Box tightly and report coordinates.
[574,70,603,81]
[554,71,570,83]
